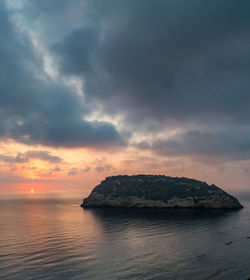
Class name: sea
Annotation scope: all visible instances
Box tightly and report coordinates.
[1,198,250,280]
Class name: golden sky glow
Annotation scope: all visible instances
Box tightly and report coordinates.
[0,139,249,199]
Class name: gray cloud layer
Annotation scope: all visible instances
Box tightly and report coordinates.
[0,150,62,164]
[50,0,250,161]
[1,0,250,162]
[51,0,250,124]
[0,1,123,148]
[136,127,250,162]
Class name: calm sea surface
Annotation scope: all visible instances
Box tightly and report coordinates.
[1,198,250,280]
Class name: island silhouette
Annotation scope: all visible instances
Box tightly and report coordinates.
[81,175,243,209]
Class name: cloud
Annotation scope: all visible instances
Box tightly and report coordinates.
[24,151,63,163]
[68,166,91,175]
[95,164,112,173]
[0,175,35,183]
[1,0,250,165]
[82,166,91,172]
[137,126,250,162]
[0,150,63,164]
[53,166,61,172]
[51,0,250,125]
[68,168,79,176]
[0,1,124,148]
[46,0,250,163]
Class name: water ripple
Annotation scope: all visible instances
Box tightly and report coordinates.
[0,200,249,279]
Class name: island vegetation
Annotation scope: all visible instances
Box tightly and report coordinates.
[81,175,243,209]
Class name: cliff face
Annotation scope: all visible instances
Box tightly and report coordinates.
[81,175,243,209]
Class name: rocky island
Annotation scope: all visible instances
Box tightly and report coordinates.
[81,175,243,209]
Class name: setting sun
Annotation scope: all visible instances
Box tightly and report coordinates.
[30,188,35,194]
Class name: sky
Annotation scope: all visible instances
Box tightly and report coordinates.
[0,0,250,198]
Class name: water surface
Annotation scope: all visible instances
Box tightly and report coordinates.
[0,199,250,280]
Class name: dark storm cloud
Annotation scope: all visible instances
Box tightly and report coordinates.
[0,151,62,164]
[2,0,250,162]
[34,0,250,162]
[0,2,123,148]
[51,0,250,124]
